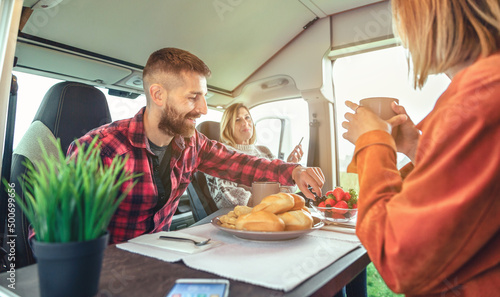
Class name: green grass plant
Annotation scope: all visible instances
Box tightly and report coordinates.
[3,137,141,243]
[367,263,404,297]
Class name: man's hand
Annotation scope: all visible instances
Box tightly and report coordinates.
[292,166,325,199]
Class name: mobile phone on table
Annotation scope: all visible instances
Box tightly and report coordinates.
[165,278,230,297]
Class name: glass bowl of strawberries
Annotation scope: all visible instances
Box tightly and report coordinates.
[310,187,358,223]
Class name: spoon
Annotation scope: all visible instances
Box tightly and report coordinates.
[159,235,211,246]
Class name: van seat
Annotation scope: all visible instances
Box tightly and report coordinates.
[6,81,111,268]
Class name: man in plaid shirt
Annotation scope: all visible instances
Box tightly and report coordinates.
[68,48,325,244]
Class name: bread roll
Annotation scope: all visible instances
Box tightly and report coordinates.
[252,193,294,214]
[235,211,285,232]
[289,193,305,211]
[277,210,313,231]
[219,214,237,225]
[234,205,253,217]
[221,222,236,229]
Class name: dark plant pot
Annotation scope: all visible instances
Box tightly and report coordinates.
[32,233,109,297]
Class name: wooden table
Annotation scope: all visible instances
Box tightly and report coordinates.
[0,209,370,297]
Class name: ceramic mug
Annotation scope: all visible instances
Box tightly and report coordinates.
[249,182,289,206]
[359,97,399,137]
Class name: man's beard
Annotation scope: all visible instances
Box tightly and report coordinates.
[158,104,197,138]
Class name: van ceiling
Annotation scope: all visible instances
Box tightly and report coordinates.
[20,0,385,93]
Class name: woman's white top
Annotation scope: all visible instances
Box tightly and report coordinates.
[205,143,295,208]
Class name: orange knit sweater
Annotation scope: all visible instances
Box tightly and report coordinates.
[348,52,500,296]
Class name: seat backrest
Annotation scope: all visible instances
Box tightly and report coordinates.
[6,81,111,268]
[33,81,112,153]
[196,120,220,142]
[186,121,220,222]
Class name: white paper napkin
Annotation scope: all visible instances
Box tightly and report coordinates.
[126,231,222,254]
[183,229,360,291]
[117,224,361,292]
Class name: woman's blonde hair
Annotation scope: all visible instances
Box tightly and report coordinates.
[392,0,500,88]
[220,103,257,147]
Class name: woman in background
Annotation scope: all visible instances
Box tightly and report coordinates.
[206,103,303,208]
[343,1,500,296]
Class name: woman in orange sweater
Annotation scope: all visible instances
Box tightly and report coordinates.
[342,1,500,296]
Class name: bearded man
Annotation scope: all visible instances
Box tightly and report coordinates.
[68,48,324,244]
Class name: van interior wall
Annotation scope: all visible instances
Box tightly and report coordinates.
[0,0,22,180]
[232,0,393,103]
[231,1,394,191]
[233,16,335,190]
[330,1,392,50]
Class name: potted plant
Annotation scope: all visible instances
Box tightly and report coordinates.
[3,136,140,297]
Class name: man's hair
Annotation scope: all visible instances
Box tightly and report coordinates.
[220,103,257,147]
[392,0,500,88]
[142,48,211,100]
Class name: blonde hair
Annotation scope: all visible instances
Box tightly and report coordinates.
[220,103,257,147]
[392,0,500,88]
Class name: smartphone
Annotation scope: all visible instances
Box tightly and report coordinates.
[165,278,230,297]
[298,137,304,146]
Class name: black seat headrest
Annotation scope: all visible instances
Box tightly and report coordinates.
[196,121,220,142]
[33,81,112,153]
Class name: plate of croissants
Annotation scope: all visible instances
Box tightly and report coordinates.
[211,192,324,241]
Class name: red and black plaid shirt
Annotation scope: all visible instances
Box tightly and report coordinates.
[68,107,298,244]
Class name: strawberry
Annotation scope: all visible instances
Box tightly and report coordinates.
[325,190,336,202]
[343,192,351,201]
[324,198,335,207]
[332,200,348,214]
[325,190,335,196]
[332,187,345,201]
[318,201,326,208]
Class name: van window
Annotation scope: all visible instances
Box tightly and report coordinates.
[255,118,284,159]
[12,71,62,148]
[250,98,309,165]
[11,71,148,148]
[105,93,146,121]
[333,46,451,188]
